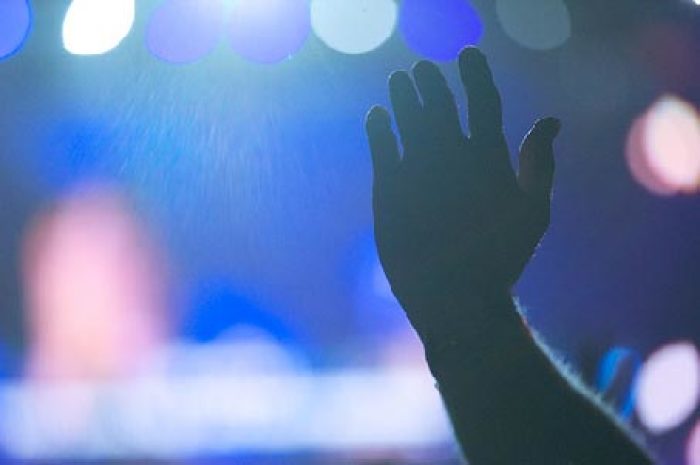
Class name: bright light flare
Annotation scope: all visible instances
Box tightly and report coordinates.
[627,96,700,195]
[62,0,135,55]
[635,341,700,433]
[311,0,398,55]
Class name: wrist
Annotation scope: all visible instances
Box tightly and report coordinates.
[390,270,525,364]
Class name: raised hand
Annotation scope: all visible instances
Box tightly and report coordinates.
[365,47,560,344]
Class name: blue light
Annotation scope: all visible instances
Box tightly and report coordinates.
[146,0,225,64]
[597,347,642,419]
[227,0,311,64]
[0,0,31,61]
[311,0,398,55]
[184,280,299,344]
[399,0,483,61]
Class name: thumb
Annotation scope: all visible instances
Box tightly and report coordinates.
[517,117,561,200]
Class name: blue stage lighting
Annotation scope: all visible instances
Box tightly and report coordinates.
[0,0,31,61]
[597,347,641,419]
[227,0,310,64]
[184,280,299,344]
[399,0,482,61]
[146,0,225,64]
[311,0,398,55]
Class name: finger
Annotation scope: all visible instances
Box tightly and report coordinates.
[518,117,561,200]
[458,47,503,144]
[389,71,424,159]
[366,105,401,181]
[412,60,464,146]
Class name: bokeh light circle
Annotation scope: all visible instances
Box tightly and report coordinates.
[635,341,700,433]
[399,0,483,61]
[63,0,135,56]
[228,0,311,64]
[626,96,700,196]
[495,0,571,50]
[63,0,136,55]
[146,0,226,64]
[645,96,700,193]
[310,0,397,55]
[0,0,31,60]
[626,114,677,196]
[688,421,700,465]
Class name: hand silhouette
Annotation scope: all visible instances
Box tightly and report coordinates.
[365,47,560,343]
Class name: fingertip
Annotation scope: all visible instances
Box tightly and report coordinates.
[458,46,485,67]
[412,59,439,77]
[366,105,391,131]
[534,117,562,140]
[388,70,410,87]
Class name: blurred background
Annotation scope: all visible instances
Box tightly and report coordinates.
[0,0,699,463]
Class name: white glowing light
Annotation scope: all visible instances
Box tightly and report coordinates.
[635,341,700,433]
[0,365,450,458]
[495,0,571,50]
[311,0,397,54]
[62,0,135,55]
[626,96,700,196]
[644,96,700,193]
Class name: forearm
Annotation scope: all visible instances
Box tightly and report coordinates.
[412,290,653,465]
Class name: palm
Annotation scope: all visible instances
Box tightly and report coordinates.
[366,48,560,312]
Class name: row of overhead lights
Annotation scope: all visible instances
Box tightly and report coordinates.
[1,0,576,63]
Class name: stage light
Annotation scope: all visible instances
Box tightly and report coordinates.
[495,0,571,50]
[227,0,310,64]
[146,0,225,64]
[626,114,677,196]
[311,0,397,55]
[399,0,482,61]
[62,0,135,55]
[689,421,700,465]
[0,0,31,61]
[635,341,700,433]
[0,367,450,457]
[644,96,700,193]
[596,347,641,418]
[627,96,700,196]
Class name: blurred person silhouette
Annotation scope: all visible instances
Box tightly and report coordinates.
[22,185,169,381]
[365,47,654,464]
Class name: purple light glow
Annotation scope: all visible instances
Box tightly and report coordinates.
[0,0,31,60]
[400,0,483,61]
[146,0,225,64]
[228,0,311,64]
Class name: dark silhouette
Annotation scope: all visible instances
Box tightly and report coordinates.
[366,47,653,464]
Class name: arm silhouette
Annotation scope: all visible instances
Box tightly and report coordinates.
[365,47,653,465]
